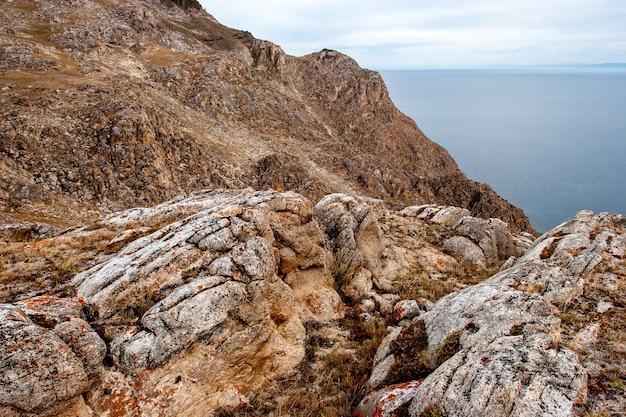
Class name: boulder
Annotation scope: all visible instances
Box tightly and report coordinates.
[71,189,344,415]
[444,235,487,267]
[0,304,89,414]
[443,216,529,267]
[13,295,106,379]
[54,318,107,378]
[409,332,586,417]
[453,216,524,264]
[417,246,459,272]
[363,211,626,417]
[430,206,471,227]
[0,223,63,242]
[399,204,441,219]
[392,299,430,323]
[400,205,532,268]
[355,380,424,417]
[314,194,386,299]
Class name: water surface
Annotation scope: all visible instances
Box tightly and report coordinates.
[381,69,626,232]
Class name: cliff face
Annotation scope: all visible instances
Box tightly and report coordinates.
[0,0,533,233]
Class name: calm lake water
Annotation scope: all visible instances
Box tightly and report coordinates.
[380,69,626,232]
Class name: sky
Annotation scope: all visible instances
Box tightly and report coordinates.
[199,0,626,69]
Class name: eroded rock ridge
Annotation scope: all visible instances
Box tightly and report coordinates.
[1,190,623,416]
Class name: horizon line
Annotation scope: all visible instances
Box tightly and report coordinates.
[374,62,626,71]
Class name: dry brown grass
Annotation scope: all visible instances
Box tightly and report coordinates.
[215,309,388,417]
[0,227,116,302]
[215,305,461,416]
[394,262,497,303]
[395,267,459,302]
[141,43,199,69]
[560,254,626,415]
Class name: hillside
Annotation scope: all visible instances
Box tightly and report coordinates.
[3,1,623,417]
[0,0,533,233]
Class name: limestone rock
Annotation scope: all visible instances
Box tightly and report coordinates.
[401,205,532,268]
[365,326,403,390]
[14,295,87,328]
[430,206,471,227]
[444,235,487,267]
[364,211,626,417]
[399,204,441,219]
[71,189,343,415]
[355,380,424,417]
[392,299,430,323]
[54,318,107,378]
[0,222,63,242]
[314,193,385,299]
[112,278,247,370]
[0,304,89,414]
[417,246,459,272]
[449,216,526,266]
[100,188,251,229]
[1,188,623,416]
[12,295,106,380]
[341,267,374,300]
[409,333,586,417]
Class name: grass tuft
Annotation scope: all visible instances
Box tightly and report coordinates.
[0,227,116,302]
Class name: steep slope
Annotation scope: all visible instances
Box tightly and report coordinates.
[0,0,533,233]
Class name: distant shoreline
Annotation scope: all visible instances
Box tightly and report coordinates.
[376,63,626,71]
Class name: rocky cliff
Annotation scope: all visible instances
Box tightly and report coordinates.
[2,1,624,416]
[0,0,532,233]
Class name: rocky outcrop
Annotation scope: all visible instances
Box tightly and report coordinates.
[0,0,534,233]
[69,189,343,414]
[1,4,624,416]
[0,188,623,416]
[0,304,87,414]
[0,222,63,242]
[401,204,533,268]
[314,194,386,300]
[354,380,425,417]
[361,210,626,417]
[0,296,105,416]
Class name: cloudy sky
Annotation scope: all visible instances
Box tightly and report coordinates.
[199,0,626,69]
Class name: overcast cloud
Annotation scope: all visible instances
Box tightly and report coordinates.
[199,0,626,69]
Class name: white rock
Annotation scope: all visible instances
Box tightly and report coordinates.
[0,304,90,414]
[430,206,471,227]
[444,236,486,267]
[596,301,614,314]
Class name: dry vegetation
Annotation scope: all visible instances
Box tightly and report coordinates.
[215,214,499,417]
[556,254,626,415]
[382,211,500,302]
[394,262,498,303]
[215,310,389,417]
[0,226,117,302]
